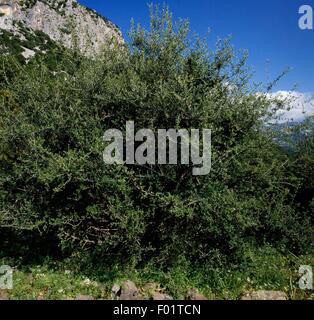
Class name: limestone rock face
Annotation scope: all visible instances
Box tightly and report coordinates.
[0,0,13,29]
[0,0,123,55]
[0,0,12,15]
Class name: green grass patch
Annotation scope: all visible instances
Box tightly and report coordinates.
[1,246,312,300]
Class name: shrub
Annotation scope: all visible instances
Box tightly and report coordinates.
[0,5,312,267]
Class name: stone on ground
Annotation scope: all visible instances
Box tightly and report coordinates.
[152,292,173,300]
[241,290,287,300]
[119,280,140,300]
[75,294,95,300]
[0,290,9,300]
[186,288,208,300]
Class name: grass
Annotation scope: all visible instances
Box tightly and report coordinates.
[0,246,313,300]
[0,262,109,300]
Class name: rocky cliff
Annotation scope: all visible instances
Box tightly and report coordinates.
[0,0,123,55]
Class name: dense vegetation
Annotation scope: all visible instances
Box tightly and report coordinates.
[0,6,313,299]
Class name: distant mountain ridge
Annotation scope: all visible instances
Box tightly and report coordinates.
[0,0,123,57]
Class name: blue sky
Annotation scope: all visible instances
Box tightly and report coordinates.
[79,0,314,93]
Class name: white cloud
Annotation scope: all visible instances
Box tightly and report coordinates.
[267,91,314,123]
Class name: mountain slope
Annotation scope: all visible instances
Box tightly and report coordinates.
[0,0,123,56]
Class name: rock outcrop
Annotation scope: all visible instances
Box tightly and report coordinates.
[0,0,13,29]
[0,0,123,55]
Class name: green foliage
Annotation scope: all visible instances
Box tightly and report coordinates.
[288,122,314,226]
[0,5,313,276]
